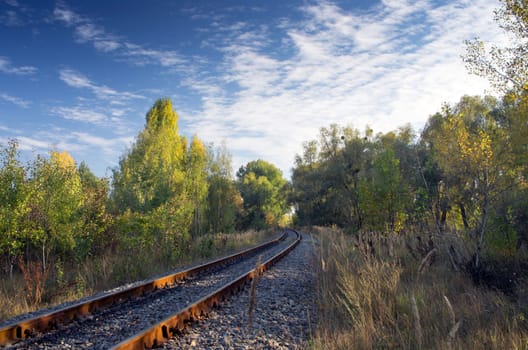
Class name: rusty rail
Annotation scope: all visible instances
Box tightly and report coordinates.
[0,231,288,346]
[111,229,301,350]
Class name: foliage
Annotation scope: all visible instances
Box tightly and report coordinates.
[291,94,526,264]
[111,98,185,213]
[464,0,528,96]
[76,162,114,260]
[236,159,289,230]
[0,98,273,313]
[0,140,28,278]
[26,150,84,267]
[111,99,212,265]
[291,124,414,233]
[186,136,209,237]
[206,143,242,233]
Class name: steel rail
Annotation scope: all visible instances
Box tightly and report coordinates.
[0,231,288,346]
[111,229,301,350]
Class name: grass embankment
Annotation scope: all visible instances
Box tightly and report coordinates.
[309,226,528,349]
[0,229,277,322]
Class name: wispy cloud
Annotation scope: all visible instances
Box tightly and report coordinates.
[0,56,37,75]
[0,0,33,27]
[49,104,136,134]
[0,92,30,108]
[58,68,144,102]
[183,0,504,176]
[50,106,106,123]
[11,136,50,151]
[53,2,185,68]
[70,131,133,156]
[1,9,22,26]
[1,129,134,173]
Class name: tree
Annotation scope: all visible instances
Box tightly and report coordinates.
[77,162,113,259]
[186,136,209,236]
[291,124,416,232]
[111,99,195,264]
[206,143,242,233]
[291,140,326,226]
[26,150,83,268]
[236,160,288,229]
[0,140,29,278]
[464,1,528,249]
[464,0,528,96]
[111,98,185,213]
[428,96,516,266]
[362,148,408,232]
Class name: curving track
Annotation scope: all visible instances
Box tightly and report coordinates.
[0,230,301,349]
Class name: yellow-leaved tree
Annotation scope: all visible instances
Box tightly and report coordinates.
[431,96,515,267]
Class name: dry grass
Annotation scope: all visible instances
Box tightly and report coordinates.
[308,226,528,350]
[0,229,277,323]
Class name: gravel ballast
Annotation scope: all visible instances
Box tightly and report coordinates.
[163,232,317,350]
[3,232,299,349]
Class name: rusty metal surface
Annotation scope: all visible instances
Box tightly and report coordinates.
[0,231,287,346]
[111,229,301,350]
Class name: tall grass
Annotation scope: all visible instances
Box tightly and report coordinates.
[0,229,277,322]
[309,226,528,349]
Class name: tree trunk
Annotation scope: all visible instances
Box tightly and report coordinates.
[440,206,447,233]
[475,176,490,269]
[459,203,469,229]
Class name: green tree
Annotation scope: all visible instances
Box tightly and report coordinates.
[0,140,29,278]
[236,160,288,229]
[77,162,113,260]
[111,98,185,213]
[111,99,211,265]
[291,140,326,226]
[26,151,83,268]
[362,148,408,232]
[186,136,209,236]
[291,124,415,232]
[206,143,241,233]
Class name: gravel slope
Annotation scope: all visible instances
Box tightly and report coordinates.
[163,232,317,350]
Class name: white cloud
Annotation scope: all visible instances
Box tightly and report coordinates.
[14,136,51,151]
[93,40,120,52]
[182,0,504,177]
[0,56,37,75]
[70,131,133,156]
[4,0,20,6]
[59,68,144,102]
[53,3,185,68]
[1,0,33,27]
[49,104,136,135]
[122,42,184,67]
[53,3,81,25]
[50,106,106,123]
[0,92,30,108]
[2,130,134,175]
[1,10,22,26]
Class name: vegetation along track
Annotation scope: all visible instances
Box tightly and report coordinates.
[0,230,301,349]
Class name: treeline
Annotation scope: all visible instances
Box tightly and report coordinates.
[293,0,528,267]
[0,99,289,290]
[291,94,527,265]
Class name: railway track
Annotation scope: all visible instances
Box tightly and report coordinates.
[0,229,301,349]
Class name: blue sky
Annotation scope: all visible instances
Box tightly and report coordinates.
[0,0,505,178]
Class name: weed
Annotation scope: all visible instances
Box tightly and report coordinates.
[308,226,528,349]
